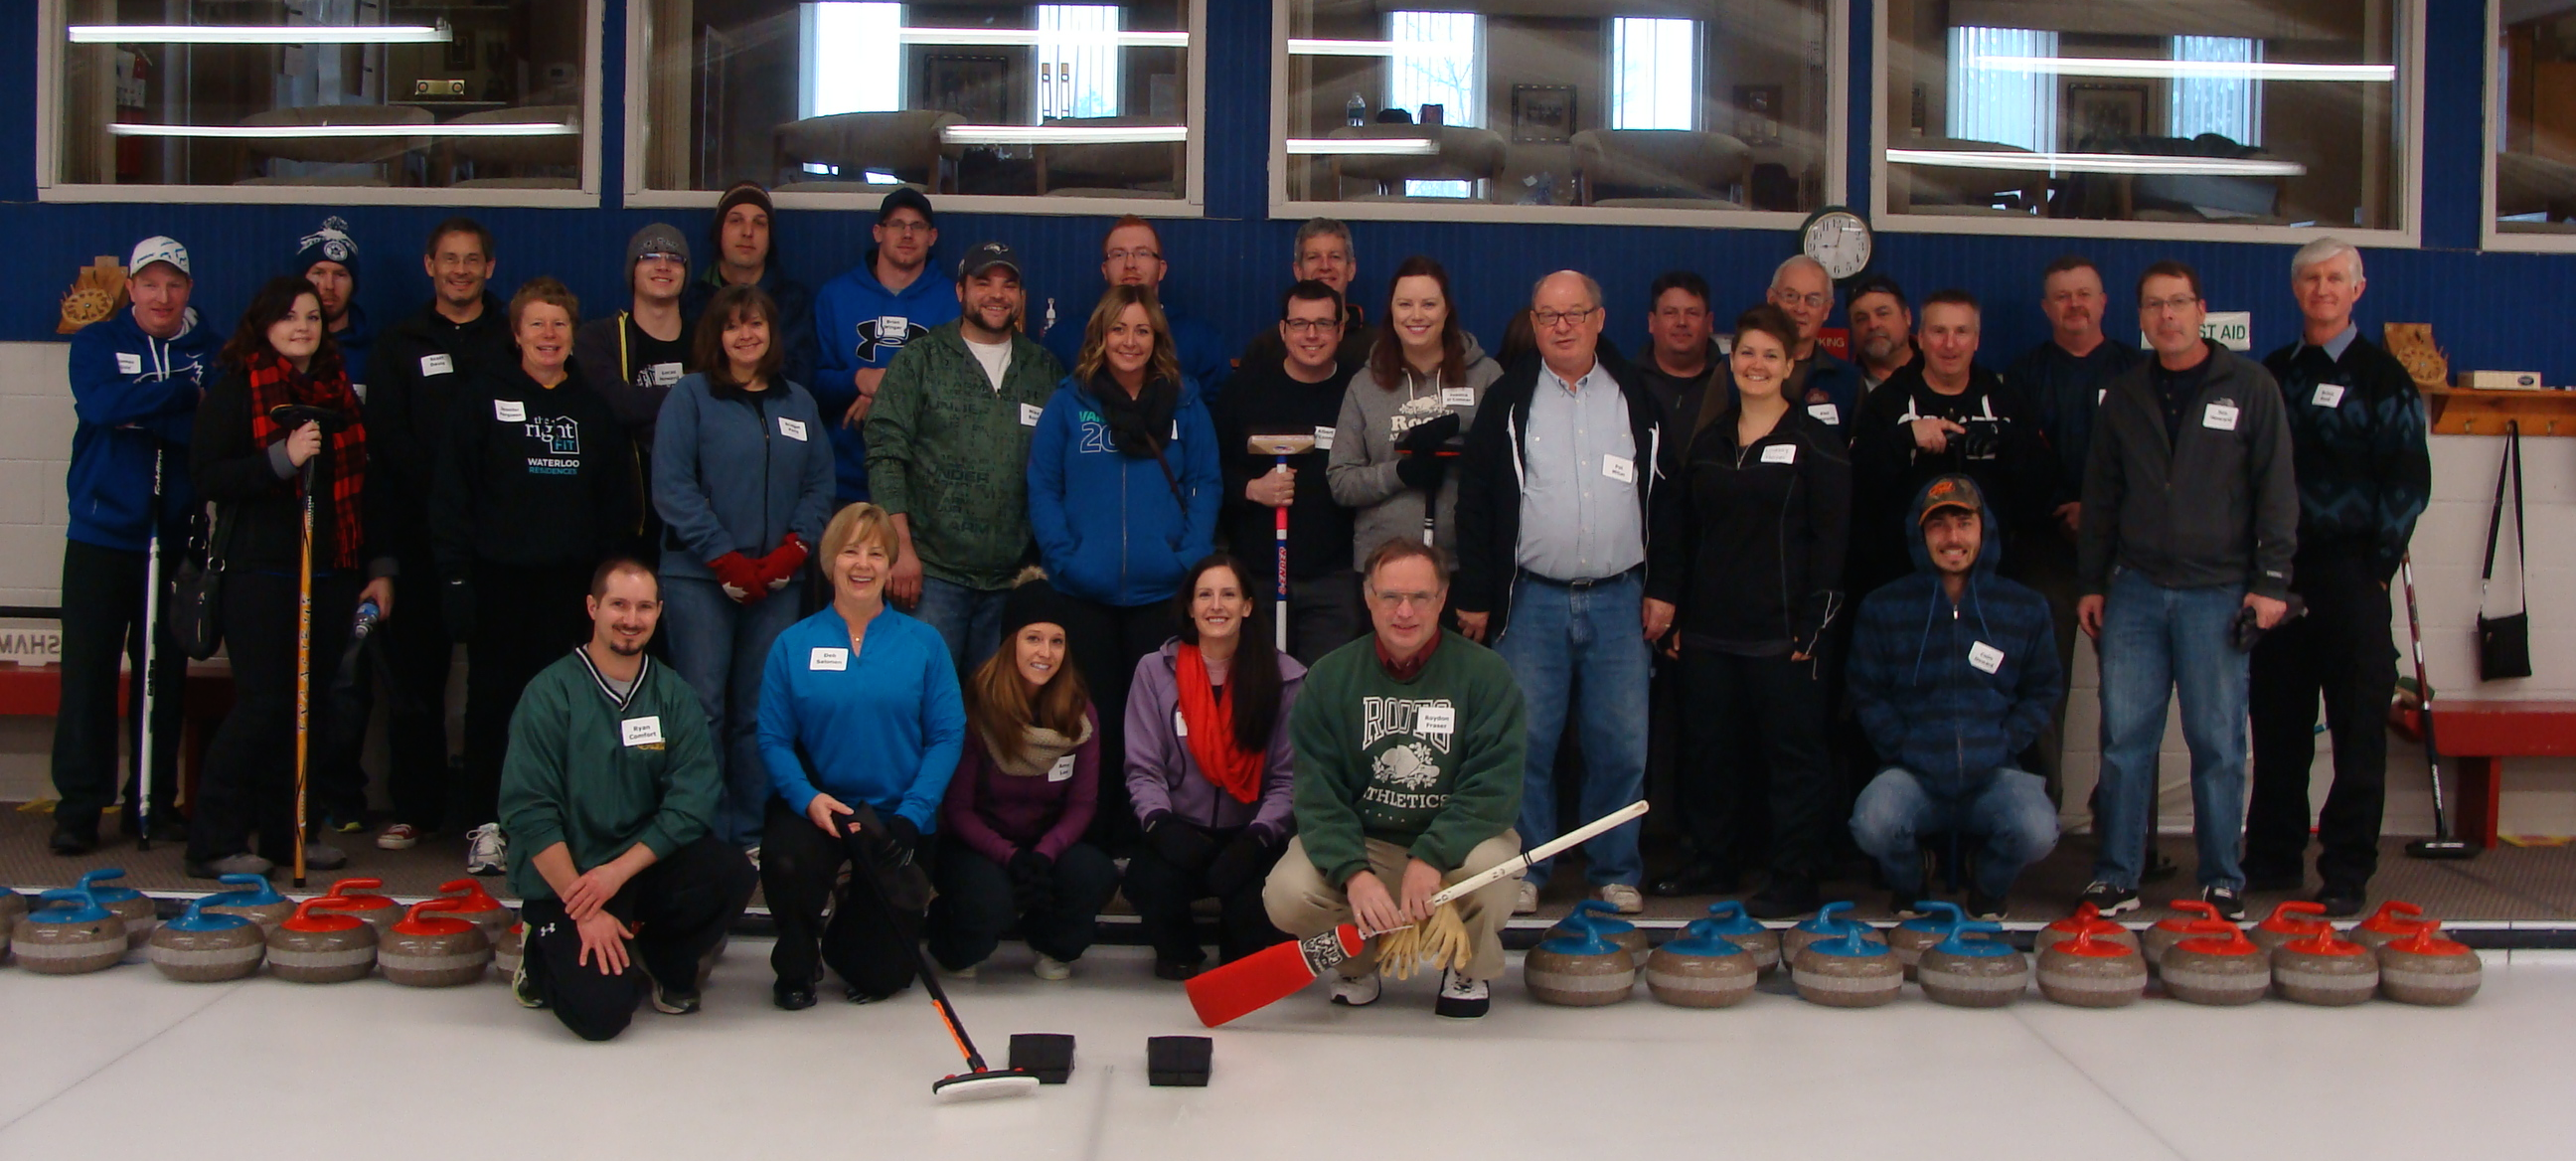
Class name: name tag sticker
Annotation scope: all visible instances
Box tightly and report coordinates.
[878,315,907,337]
[2097,388,2107,405]
[1020,403,1045,426]
[494,400,527,422]
[1416,705,1457,736]
[1171,420,1181,441]
[1761,443,1799,465]
[420,353,454,378]
[1807,403,1841,425]
[2203,403,2240,431]
[352,382,367,403]
[116,352,143,375]
[648,362,683,388]
[1174,710,1188,738]
[1441,387,1476,408]
[620,716,664,747]
[1313,425,1336,450]
[809,647,849,671]
[779,416,808,441]
[1047,754,1076,782]
[1967,641,2005,675]
[1602,454,1636,483]
[2311,384,2345,409]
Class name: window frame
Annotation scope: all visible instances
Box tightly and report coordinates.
[1268,0,1851,228]
[623,0,1209,218]
[34,0,607,208]
[1867,0,2426,248]
[2482,0,2576,252]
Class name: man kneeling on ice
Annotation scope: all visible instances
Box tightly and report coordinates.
[1262,538,1526,1017]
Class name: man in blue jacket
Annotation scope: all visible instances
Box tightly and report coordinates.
[813,187,958,503]
[1847,475,2063,920]
[52,236,216,855]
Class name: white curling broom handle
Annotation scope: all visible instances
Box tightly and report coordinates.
[1427,800,1649,910]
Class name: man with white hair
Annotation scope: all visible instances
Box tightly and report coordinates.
[1767,255,1860,437]
[2247,239,2430,916]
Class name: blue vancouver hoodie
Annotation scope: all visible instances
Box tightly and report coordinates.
[67,306,220,552]
[1027,374,1220,607]
[812,250,961,503]
[756,604,966,833]
[1845,476,2063,787]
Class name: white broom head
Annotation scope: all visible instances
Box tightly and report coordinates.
[933,1070,1042,1102]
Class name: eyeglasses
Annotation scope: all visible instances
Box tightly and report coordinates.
[1282,318,1342,334]
[1368,588,1441,610]
[1530,307,1599,329]
[1105,248,1162,264]
[880,221,934,237]
[2140,295,2201,315]
[1772,290,1830,309]
[637,251,685,263]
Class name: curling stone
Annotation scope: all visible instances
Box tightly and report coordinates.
[1784,901,1883,963]
[78,868,157,959]
[1524,925,1635,1007]
[2158,920,2271,1006]
[2248,901,2331,956]
[1644,918,1758,1009]
[381,900,494,987]
[2272,926,2378,1007]
[433,878,513,940]
[1695,901,1781,975]
[319,877,402,937]
[13,889,128,975]
[201,873,294,933]
[2346,902,2428,951]
[1791,925,1902,1008]
[1545,899,1649,964]
[2375,921,2482,1006]
[1887,902,1967,979]
[2034,903,2141,956]
[2036,927,2147,1008]
[493,921,525,982]
[1916,920,2028,1008]
[0,889,24,962]
[2142,900,2224,968]
[146,896,266,982]
[265,898,379,984]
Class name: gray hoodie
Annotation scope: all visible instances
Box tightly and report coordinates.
[1326,335,1503,564]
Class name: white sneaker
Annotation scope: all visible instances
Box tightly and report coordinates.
[743,846,760,872]
[1434,969,1491,1018]
[942,961,979,980]
[1032,955,1071,981]
[1330,972,1381,1006]
[1596,884,1644,914]
[466,823,506,876]
[1514,881,1540,915]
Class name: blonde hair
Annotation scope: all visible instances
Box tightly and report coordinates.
[820,502,900,563]
[1073,284,1183,388]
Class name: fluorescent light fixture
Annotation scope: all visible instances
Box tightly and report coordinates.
[896,27,1187,48]
[940,124,1188,145]
[1967,55,2393,83]
[1886,148,2307,177]
[1286,137,1440,156]
[71,24,452,45]
[1289,38,1402,57]
[109,122,575,139]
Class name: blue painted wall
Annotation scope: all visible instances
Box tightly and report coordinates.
[0,1,2560,379]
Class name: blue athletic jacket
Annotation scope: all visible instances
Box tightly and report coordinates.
[67,307,219,552]
[812,252,961,503]
[757,604,966,833]
[1026,374,1220,608]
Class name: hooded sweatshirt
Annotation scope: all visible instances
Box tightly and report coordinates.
[330,303,377,400]
[813,251,961,501]
[1327,336,1503,564]
[66,306,218,552]
[1124,639,1304,839]
[651,372,836,582]
[1846,479,2064,787]
[431,357,640,578]
[1850,361,2058,599]
[1026,374,1221,607]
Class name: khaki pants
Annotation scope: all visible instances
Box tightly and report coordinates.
[1262,832,1523,982]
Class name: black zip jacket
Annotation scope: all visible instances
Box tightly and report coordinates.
[431,357,642,580]
[1849,361,2058,600]
[1646,400,1851,656]
[1213,356,1362,580]
[364,294,515,555]
[2078,340,2298,598]
[191,366,390,577]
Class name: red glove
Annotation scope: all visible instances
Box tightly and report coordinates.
[756,534,809,592]
[710,551,766,603]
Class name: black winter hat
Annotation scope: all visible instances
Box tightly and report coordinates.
[1000,570,1081,640]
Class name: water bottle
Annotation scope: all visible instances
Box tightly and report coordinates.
[349,599,382,645]
[1347,91,1367,127]
[335,600,382,691]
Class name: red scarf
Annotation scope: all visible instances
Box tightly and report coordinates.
[1175,644,1264,804]
[244,352,366,570]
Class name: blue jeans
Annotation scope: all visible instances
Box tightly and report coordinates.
[910,576,1009,678]
[663,573,808,849]
[1494,571,1650,888]
[2093,568,2250,892]
[1851,766,2059,900]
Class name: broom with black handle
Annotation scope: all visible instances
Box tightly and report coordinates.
[2398,553,2474,859]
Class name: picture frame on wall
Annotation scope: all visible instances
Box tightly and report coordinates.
[922,54,1011,126]
[2064,83,2151,148]
[1511,84,1575,143]
[1734,84,1783,144]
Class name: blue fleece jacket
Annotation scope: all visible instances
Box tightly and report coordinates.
[333,303,377,401]
[757,604,966,832]
[812,252,961,502]
[651,372,837,581]
[67,307,219,552]
[1026,375,1221,607]
[1041,296,1231,402]
[1846,477,2064,787]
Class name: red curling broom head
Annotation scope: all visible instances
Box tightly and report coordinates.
[1185,923,1362,1028]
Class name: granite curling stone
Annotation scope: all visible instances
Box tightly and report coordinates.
[2036,926,2146,1008]
[13,888,127,975]
[2248,900,2331,956]
[266,897,379,984]
[2034,902,2140,956]
[1525,925,1635,1007]
[1694,901,1781,975]
[433,878,513,940]
[0,888,25,963]
[147,896,266,982]
[2374,921,2481,1006]
[1792,922,1901,1008]
[318,877,402,937]
[1784,901,1883,963]
[200,873,294,933]
[1916,920,2028,1008]
[1888,901,1967,980]
[2142,900,2224,968]
[2345,902,2428,952]
[2272,926,2378,1007]
[1546,899,1649,964]
[2158,920,2271,1006]
[493,921,525,981]
[78,868,157,959]
[381,900,494,987]
[1644,917,1758,1009]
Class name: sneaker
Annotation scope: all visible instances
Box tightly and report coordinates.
[1433,969,1490,1019]
[48,822,98,857]
[302,843,349,871]
[743,846,761,872]
[187,852,274,880]
[466,823,506,876]
[942,961,980,980]
[2202,885,2246,922]
[1032,955,1071,981]
[1745,877,1821,921]
[512,953,549,1010]
[773,980,818,1011]
[2314,883,2366,919]
[323,814,366,835]
[1965,890,2009,921]
[2079,881,2141,915]
[1513,881,1539,915]
[844,984,897,1004]
[645,968,701,1016]
[1595,884,1644,914]
[1330,972,1381,1007]
[376,823,421,851]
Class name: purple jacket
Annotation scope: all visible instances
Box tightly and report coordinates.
[940,707,1102,865]
[1124,640,1303,840]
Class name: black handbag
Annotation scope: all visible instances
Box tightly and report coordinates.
[2477,421,2532,681]
[168,504,233,661]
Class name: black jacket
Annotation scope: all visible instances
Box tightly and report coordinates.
[364,294,516,558]
[191,366,388,576]
[2260,334,2431,580]
[1212,356,1362,580]
[1849,362,2058,601]
[2078,341,2298,598]
[431,357,642,579]
[1646,399,1851,656]
[1453,346,1670,632]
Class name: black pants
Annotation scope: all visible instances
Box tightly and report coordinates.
[926,839,1120,969]
[1058,595,1179,851]
[373,551,452,830]
[460,560,593,830]
[2248,553,2397,891]
[520,835,757,1042]
[761,798,924,998]
[1122,838,1289,966]
[50,539,183,836]
[1677,647,1835,882]
[189,571,360,863]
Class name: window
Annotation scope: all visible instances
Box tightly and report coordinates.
[46,0,597,201]
[2493,1,2576,241]
[1279,0,1840,219]
[634,0,1197,207]
[1881,0,2413,234]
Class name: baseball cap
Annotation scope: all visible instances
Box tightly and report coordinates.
[130,236,191,278]
[1919,474,1985,526]
[958,241,1021,282]
[626,222,690,267]
[878,186,935,227]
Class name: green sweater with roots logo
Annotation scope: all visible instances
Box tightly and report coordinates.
[1289,630,1526,887]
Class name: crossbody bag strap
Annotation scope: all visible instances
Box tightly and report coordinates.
[2481,419,2525,614]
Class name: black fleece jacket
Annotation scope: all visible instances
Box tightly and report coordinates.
[1646,400,1851,656]
[364,294,516,558]
[431,357,642,580]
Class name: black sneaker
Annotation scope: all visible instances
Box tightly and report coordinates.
[2078,881,2141,915]
[649,981,702,1016]
[1745,877,1822,920]
[1433,969,1490,1019]
[2313,884,2365,918]
[512,954,550,1010]
[773,981,818,1011]
[845,983,900,1004]
[1965,890,2009,921]
[2202,885,2246,921]
[48,822,97,856]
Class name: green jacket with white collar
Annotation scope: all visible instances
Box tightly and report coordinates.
[499,647,719,902]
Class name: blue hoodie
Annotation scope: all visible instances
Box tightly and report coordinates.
[1845,476,2063,788]
[1027,375,1220,607]
[757,604,966,833]
[651,372,837,582]
[332,302,377,401]
[812,251,961,502]
[66,307,219,552]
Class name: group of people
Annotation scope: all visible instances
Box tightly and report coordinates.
[53,183,2429,1034]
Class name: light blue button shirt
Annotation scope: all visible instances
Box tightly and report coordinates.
[1516,359,1644,581]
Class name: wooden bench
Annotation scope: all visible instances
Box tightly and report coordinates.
[2390,700,2576,849]
[0,663,238,807]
